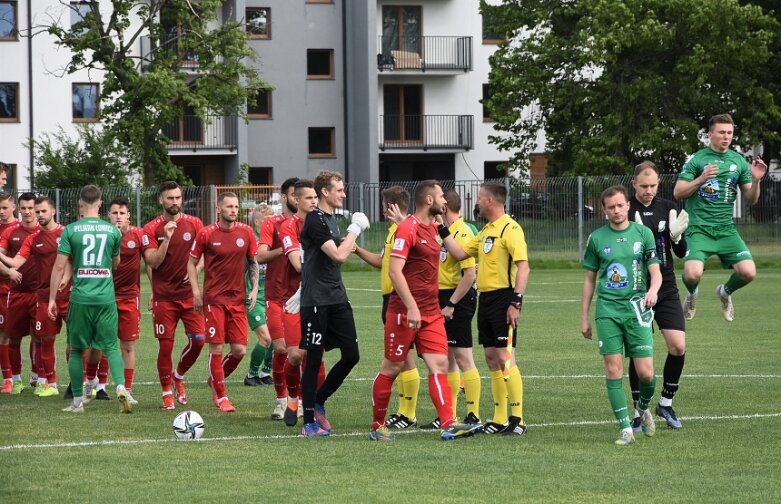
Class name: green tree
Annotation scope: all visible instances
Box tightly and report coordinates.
[30,126,134,189]
[482,0,781,176]
[43,0,268,185]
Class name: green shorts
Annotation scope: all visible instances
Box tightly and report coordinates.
[684,227,753,268]
[595,317,653,358]
[66,302,119,352]
[246,299,267,330]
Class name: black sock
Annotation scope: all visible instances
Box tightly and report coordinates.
[662,353,685,400]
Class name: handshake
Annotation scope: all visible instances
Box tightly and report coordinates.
[347,212,370,237]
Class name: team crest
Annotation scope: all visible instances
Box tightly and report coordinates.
[127,240,136,249]
[633,242,642,254]
[282,236,292,248]
[183,232,193,241]
[606,263,629,289]
[729,164,737,172]
[483,237,494,254]
[236,238,245,247]
[392,238,405,251]
[657,221,666,233]
[602,246,611,256]
[142,235,150,246]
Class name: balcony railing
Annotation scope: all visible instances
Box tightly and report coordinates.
[163,115,237,151]
[377,36,472,72]
[379,115,473,151]
[140,36,224,71]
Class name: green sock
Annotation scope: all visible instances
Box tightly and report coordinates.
[106,348,125,387]
[723,272,748,295]
[247,343,265,377]
[606,378,631,429]
[260,343,273,375]
[637,376,656,411]
[682,274,699,294]
[69,350,85,397]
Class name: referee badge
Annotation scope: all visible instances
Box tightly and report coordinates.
[440,246,447,262]
[483,237,494,254]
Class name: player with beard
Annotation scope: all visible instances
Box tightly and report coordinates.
[142,181,205,410]
[0,192,19,393]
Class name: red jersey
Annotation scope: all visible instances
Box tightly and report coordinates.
[113,226,144,299]
[0,220,16,294]
[388,215,441,316]
[259,214,296,302]
[0,222,40,293]
[142,213,203,301]
[279,214,303,296]
[18,224,70,301]
[190,222,258,306]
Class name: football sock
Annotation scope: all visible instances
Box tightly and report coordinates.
[0,343,10,379]
[105,348,125,387]
[41,337,57,385]
[208,353,227,399]
[661,352,685,403]
[247,342,266,377]
[429,373,455,429]
[490,369,508,425]
[317,359,326,389]
[260,342,273,374]
[222,353,243,379]
[157,338,175,391]
[9,339,21,375]
[284,356,301,399]
[176,333,205,377]
[301,347,324,425]
[628,359,641,405]
[32,340,43,380]
[314,343,359,409]
[506,364,524,422]
[68,349,85,398]
[124,368,135,392]
[447,371,460,419]
[682,275,699,294]
[371,372,395,429]
[462,367,481,418]
[97,354,109,385]
[272,351,287,399]
[606,378,631,429]
[724,273,748,295]
[398,367,420,419]
[393,375,406,416]
[638,375,656,411]
[85,360,99,381]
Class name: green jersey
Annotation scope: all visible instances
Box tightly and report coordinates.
[678,147,752,229]
[582,222,659,318]
[58,217,121,305]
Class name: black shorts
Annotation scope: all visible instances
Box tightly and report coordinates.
[439,288,476,348]
[653,284,685,332]
[299,303,359,352]
[477,288,518,348]
[381,294,390,325]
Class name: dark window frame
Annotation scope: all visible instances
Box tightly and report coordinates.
[246,7,270,39]
[0,1,18,41]
[72,82,100,122]
[0,82,19,122]
[307,49,334,80]
[248,88,272,119]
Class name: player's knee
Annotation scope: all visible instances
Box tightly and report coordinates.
[187,333,206,347]
[737,267,756,283]
[340,345,360,368]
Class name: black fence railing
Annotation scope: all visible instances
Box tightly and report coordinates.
[140,35,224,71]
[379,115,473,151]
[162,115,238,151]
[377,35,472,72]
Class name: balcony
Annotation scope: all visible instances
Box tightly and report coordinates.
[163,115,237,152]
[377,36,472,73]
[140,36,224,72]
[379,115,473,151]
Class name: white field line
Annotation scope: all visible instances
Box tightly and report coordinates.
[2,411,779,451]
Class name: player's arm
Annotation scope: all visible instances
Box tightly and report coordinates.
[450,265,476,304]
[320,232,357,264]
[353,245,382,269]
[187,255,203,313]
[256,244,283,264]
[247,258,259,310]
[673,163,719,200]
[507,259,530,328]
[388,255,421,329]
[145,221,176,269]
[740,158,768,206]
[580,270,597,340]
[0,251,25,269]
[48,253,70,319]
[671,233,687,259]
[286,250,302,273]
[439,227,470,261]
[644,263,662,308]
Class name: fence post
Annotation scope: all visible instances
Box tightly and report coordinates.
[135,185,142,227]
[209,185,217,224]
[577,176,584,260]
[358,182,365,247]
[55,188,61,223]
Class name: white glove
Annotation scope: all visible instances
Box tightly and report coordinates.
[634,211,643,226]
[347,212,370,237]
[284,286,301,314]
[669,209,689,244]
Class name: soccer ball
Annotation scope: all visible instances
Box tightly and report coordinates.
[172,410,205,440]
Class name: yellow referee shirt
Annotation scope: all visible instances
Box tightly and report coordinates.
[438,218,477,289]
[463,213,527,292]
[380,223,398,295]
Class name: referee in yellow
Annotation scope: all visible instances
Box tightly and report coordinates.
[462,181,530,435]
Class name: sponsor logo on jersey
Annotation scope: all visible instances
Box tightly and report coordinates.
[35,243,43,248]
[142,235,150,246]
[737,250,750,257]
[602,246,611,256]
[127,240,137,249]
[483,237,494,254]
[605,263,628,289]
[183,232,192,241]
[633,242,642,254]
[729,164,737,172]
[236,238,245,247]
[77,268,111,278]
[213,242,222,246]
[698,179,720,200]
[392,238,405,251]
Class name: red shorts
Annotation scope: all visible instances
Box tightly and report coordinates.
[152,298,205,340]
[35,299,68,338]
[383,311,448,362]
[0,286,8,329]
[6,291,37,339]
[282,311,301,348]
[266,301,286,342]
[117,297,141,342]
[205,304,248,345]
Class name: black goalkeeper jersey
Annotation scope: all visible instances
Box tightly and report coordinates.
[629,195,687,285]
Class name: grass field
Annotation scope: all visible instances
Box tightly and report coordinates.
[1,269,780,503]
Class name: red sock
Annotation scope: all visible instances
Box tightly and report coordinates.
[41,338,56,384]
[124,368,135,391]
[284,357,300,399]
[0,343,10,379]
[30,340,40,377]
[272,351,287,399]
[175,334,205,377]
[85,360,99,381]
[157,338,175,391]
[9,339,21,375]
[97,354,109,385]
[221,353,243,379]
[371,373,395,429]
[429,373,455,429]
[209,353,226,399]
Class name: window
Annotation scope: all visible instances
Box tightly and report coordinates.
[482,84,493,122]
[246,8,270,39]
[248,89,272,119]
[0,1,17,40]
[308,128,335,158]
[248,167,272,185]
[307,49,334,79]
[70,2,90,34]
[482,6,505,44]
[72,83,100,121]
[484,161,508,179]
[381,6,421,57]
[0,82,19,121]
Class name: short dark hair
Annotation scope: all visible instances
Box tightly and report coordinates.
[294,179,315,196]
[218,191,238,204]
[0,162,8,174]
[109,196,130,209]
[633,160,658,177]
[443,189,461,213]
[0,192,14,204]
[600,185,629,206]
[414,180,441,206]
[381,185,410,213]
[481,181,507,204]
[709,113,735,130]
[158,181,180,196]
[80,185,102,205]
[34,195,54,206]
[19,192,36,204]
[280,177,300,195]
[314,171,343,198]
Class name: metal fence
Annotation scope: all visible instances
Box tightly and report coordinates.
[26,175,781,261]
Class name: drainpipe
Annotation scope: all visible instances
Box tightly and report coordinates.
[27,0,34,187]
